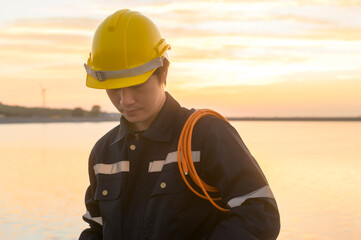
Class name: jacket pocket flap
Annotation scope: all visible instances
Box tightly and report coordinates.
[94,175,122,201]
[150,170,186,197]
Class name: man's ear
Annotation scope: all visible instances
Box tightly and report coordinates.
[161,67,168,86]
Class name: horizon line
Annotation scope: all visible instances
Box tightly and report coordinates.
[1,116,361,124]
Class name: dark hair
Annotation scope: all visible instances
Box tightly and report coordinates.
[153,58,170,85]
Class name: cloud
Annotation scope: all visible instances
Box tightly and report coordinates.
[298,27,361,40]
[6,17,99,31]
[295,0,361,6]
[0,17,93,75]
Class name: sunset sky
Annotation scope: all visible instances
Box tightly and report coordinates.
[1,0,361,117]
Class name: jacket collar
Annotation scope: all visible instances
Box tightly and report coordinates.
[112,92,182,145]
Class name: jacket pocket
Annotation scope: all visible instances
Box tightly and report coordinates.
[150,168,186,197]
[144,169,199,239]
[94,174,122,201]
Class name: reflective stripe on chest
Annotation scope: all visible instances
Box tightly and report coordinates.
[93,151,200,175]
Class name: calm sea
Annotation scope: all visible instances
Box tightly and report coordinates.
[0,121,360,239]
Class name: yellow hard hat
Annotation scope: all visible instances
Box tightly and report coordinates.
[84,9,171,89]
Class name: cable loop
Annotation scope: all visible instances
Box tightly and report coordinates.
[177,109,230,212]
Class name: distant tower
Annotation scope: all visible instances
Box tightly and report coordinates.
[41,87,46,108]
[40,83,47,108]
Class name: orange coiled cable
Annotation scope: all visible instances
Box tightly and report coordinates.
[177,109,230,212]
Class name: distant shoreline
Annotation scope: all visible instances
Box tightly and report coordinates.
[0,116,121,124]
[227,117,361,122]
[1,116,360,124]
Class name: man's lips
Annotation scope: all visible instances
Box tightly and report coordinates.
[122,108,140,114]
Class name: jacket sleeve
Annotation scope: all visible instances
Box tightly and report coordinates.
[197,118,280,240]
[79,148,103,240]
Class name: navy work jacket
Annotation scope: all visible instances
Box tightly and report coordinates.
[79,92,280,240]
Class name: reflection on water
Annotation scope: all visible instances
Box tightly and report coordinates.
[0,122,115,240]
[234,121,361,240]
[0,121,360,239]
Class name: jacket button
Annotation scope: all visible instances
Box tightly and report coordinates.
[160,182,167,189]
[130,144,136,150]
[102,190,108,196]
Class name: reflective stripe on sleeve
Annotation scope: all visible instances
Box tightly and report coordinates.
[227,185,275,208]
[148,151,200,173]
[93,161,129,175]
[83,211,103,226]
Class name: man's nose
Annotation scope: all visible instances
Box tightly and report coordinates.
[119,88,136,106]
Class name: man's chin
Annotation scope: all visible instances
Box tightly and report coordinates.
[123,113,146,124]
[124,115,140,122]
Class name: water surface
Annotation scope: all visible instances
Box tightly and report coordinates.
[0,121,360,239]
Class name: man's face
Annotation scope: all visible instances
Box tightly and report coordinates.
[106,74,166,131]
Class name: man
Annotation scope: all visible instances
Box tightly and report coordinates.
[80,9,280,240]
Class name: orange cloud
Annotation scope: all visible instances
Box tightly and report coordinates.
[5,17,99,31]
[169,77,361,117]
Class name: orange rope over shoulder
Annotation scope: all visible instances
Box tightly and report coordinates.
[177,109,230,212]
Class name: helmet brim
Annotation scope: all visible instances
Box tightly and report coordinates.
[86,68,156,89]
